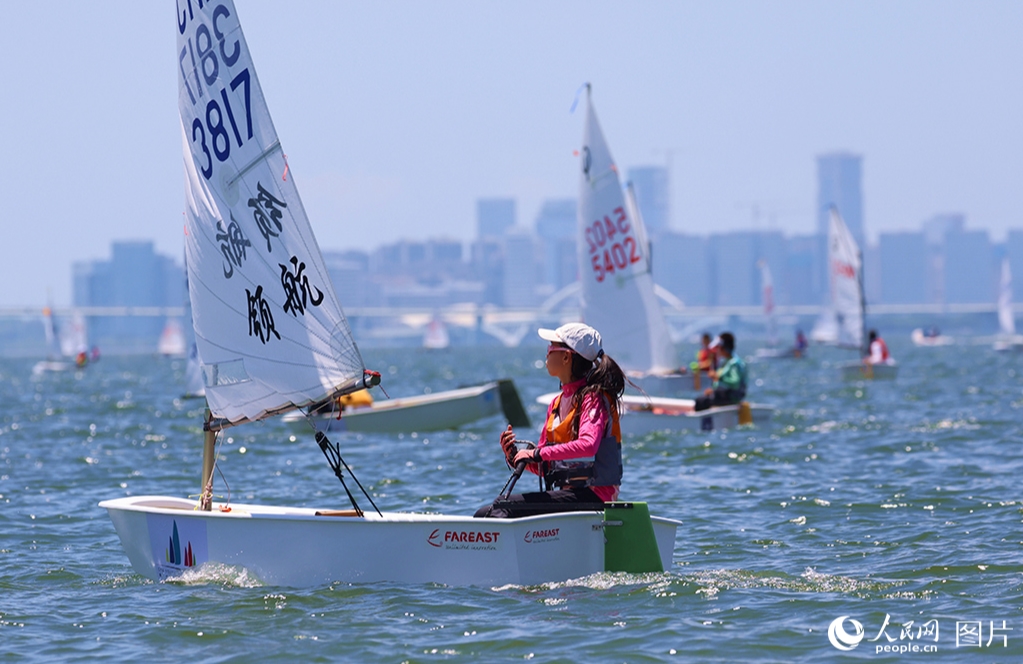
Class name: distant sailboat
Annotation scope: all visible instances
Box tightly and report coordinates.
[32,305,72,374]
[827,207,897,379]
[157,318,187,356]
[422,315,450,349]
[994,258,1023,352]
[61,311,90,367]
[537,85,773,430]
[575,87,685,396]
[754,260,801,359]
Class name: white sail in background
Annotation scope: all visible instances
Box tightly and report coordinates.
[828,207,864,350]
[184,342,206,398]
[578,89,676,374]
[423,316,450,349]
[60,311,88,357]
[178,1,369,425]
[158,318,187,356]
[998,258,1015,336]
[810,308,839,344]
[759,260,777,345]
[41,306,60,359]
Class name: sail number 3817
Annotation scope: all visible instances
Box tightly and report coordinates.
[586,206,641,283]
[179,2,254,181]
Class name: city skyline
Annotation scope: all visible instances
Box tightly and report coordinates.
[2,1,1021,307]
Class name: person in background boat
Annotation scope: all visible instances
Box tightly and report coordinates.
[794,329,808,357]
[309,388,374,415]
[475,323,624,519]
[690,332,718,374]
[864,329,893,365]
[694,332,747,411]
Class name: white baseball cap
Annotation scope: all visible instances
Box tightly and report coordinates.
[538,323,603,362]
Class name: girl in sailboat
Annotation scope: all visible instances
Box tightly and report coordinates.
[864,329,893,365]
[475,323,624,519]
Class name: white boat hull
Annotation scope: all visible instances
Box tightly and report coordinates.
[32,360,74,375]
[619,395,774,435]
[837,360,898,381]
[993,336,1023,352]
[537,393,775,434]
[100,496,679,587]
[754,347,805,360]
[286,381,528,433]
[911,329,954,347]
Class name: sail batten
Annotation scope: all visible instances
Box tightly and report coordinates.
[178,1,367,425]
[577,91,677,375]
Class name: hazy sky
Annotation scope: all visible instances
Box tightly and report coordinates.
[2,1,1020,307]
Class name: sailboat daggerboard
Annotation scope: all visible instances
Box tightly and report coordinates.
[178,1,367,425]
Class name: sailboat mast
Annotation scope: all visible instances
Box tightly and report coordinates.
[200,408,216,511]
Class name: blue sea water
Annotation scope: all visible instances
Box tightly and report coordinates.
[2,340,1022,662]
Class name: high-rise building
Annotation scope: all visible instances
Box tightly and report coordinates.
[627,166,670,234]
[476,198,516,239]
[1006,231,1023,302]
[73,241,182,352]
[710,232,759,306]
[534,198,577,294]
[922,214,965,304]
[783,235,823,306]
[878,232,927,304]
[502,230,537,307]
[816,152,864,250]
[944,228,993,304]
[655,233,709,307]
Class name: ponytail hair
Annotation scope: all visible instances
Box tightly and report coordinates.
[567,349,626,438]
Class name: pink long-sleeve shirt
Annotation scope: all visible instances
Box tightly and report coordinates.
[535,378,618,502]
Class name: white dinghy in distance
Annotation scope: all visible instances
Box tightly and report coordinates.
[824,208,897,380]
[282,379,531,434]
[100,3,678,587]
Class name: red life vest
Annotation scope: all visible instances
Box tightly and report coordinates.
[873,338,890,361]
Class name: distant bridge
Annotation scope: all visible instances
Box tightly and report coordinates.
[0,302,1007,320]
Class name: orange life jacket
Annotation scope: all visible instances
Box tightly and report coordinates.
[543,391,622,488]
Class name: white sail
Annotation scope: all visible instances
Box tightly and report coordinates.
[41,306,60,359]
[827,207,864,350]
[178,1,369,425]
[423,316,450,349]
[809,308,839,344]
[578,90,676,374]
[758,260,777,345]
[184,342,206,398]
[60,311,88,357]
[998,258,1015,336]
[158,318,187,356]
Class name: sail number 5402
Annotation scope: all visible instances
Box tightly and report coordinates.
[586,206,641,283]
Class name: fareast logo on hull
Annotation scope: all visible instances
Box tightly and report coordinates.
[427,528,501,551]
[524,527,560,544]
